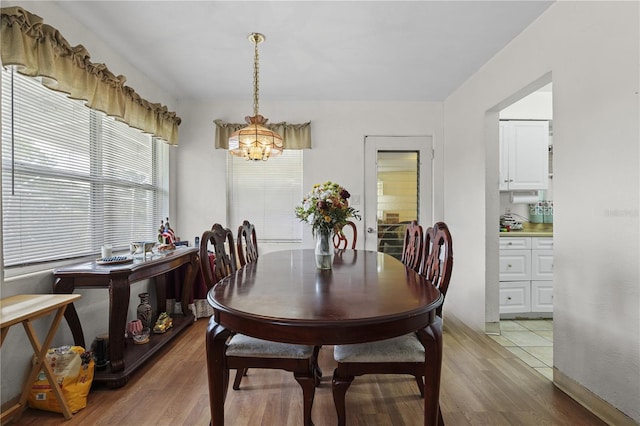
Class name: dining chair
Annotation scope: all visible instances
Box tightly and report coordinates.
[333,220,357,249]
[401,220,424,272]
[331,221,453,426]
[201,225,319,425]
[201,223,237,287]
[237,219,258,267]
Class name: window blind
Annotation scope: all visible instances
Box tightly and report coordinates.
[227,151,303,242]
[1,68,169,267]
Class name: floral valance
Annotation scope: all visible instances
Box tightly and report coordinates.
[0,7,181,145]
[214,119,311,150]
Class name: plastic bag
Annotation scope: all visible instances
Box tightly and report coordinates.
[28,345,94,414]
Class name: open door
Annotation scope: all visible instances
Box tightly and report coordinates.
[364,136,433,257]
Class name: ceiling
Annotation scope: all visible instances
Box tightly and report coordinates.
[55,1,553,103]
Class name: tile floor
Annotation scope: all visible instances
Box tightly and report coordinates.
[489,319,554,380]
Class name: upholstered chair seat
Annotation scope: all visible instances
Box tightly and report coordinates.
[333,333,424,363]
[226,335,315,359]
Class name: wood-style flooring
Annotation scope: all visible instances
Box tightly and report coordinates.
[15,314,605,425]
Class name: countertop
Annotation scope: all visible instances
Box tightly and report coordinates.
[500,223,553,237]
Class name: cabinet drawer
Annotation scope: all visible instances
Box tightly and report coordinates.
[532,249,553,280]
[532,237,553,250]
[499,281,531,314]
[500,237,532,250]
[532,281,553,312]
[499,250,531,281]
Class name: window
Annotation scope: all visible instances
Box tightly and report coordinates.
[227,151,302,242]
[1,68,169,268]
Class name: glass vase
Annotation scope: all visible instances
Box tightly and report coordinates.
[137,292,153,329]
[315,229,334,270]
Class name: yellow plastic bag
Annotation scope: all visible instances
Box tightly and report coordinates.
[28,345,94,414]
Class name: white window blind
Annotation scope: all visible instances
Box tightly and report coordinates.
[1,68,169,267]
[227,151,303,242]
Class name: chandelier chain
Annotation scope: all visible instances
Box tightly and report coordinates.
[253,39,260,117]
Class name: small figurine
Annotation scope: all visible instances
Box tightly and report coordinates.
[153,312,173,334]
[158,217,176,244]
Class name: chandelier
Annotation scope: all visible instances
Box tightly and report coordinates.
[228,33,283,161]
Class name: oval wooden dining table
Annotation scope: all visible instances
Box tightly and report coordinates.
[206,249,444,425]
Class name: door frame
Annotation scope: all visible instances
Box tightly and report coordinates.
[363,135,434,251]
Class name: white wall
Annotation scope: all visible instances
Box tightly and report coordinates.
[499,86,553,120]
[0,1,178,407]
[443,1,639,421]
[174,100,444,250]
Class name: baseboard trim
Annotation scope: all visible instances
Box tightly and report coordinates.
[553,368,637,426]
[484,321,500,335]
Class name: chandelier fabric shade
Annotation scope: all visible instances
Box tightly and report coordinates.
[229,114,283,161]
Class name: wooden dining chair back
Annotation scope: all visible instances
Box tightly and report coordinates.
[421,222,454,318]
[401,220,424,271]
[332,221,452,426]
[333,221,357,250]
[201,223,238,287]
[237,220,259,267]
[199,230,217,290]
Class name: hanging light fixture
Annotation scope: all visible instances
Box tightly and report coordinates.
[229,33,283,161]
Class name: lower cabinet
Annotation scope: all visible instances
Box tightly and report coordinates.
[531,281,554,312]
[499,236,553,316]
[499,281,531,313]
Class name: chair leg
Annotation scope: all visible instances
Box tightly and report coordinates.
[294,372,316,426]
[232,368,247,390]
[414,374,425,397]
[332,369,354,426]
[313,345,322,377]
[313,362,322,387]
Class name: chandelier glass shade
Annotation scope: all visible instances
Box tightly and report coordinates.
[229,33,283,161]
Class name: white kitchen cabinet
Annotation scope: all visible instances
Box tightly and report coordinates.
[532,281,554,312]
[531,249,553,280]
[500,281,531,313]
[500,236,553,316]
[499,120,549,191]
[499,250,531,281]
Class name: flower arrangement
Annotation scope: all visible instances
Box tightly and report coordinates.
[295,181,361,236]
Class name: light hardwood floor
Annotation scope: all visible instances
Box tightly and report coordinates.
[16,314,604,425]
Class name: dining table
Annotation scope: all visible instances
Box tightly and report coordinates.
[206,248,444,425]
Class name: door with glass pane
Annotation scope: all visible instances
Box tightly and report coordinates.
[364,136,432,257]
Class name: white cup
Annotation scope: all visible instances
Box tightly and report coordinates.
[101,244,113,259]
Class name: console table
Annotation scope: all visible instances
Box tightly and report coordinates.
[0,294,81,422]
[53,247,199,388]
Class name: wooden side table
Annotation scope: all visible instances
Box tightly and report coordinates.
[53,247,199,388]
[0,293,81,422]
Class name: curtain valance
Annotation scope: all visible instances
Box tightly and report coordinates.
[214,119,311,150]
[0,7,181,145]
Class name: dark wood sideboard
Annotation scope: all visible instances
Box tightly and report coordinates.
[53,247,199,388]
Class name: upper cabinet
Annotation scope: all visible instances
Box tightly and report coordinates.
[499,120,550,191]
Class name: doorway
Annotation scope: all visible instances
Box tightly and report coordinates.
[488,80,554,380]
[363,136,433,253]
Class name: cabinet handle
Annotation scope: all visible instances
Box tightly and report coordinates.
[507,296,512,300]
[507,264,512,268]
[507,242,513,245]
